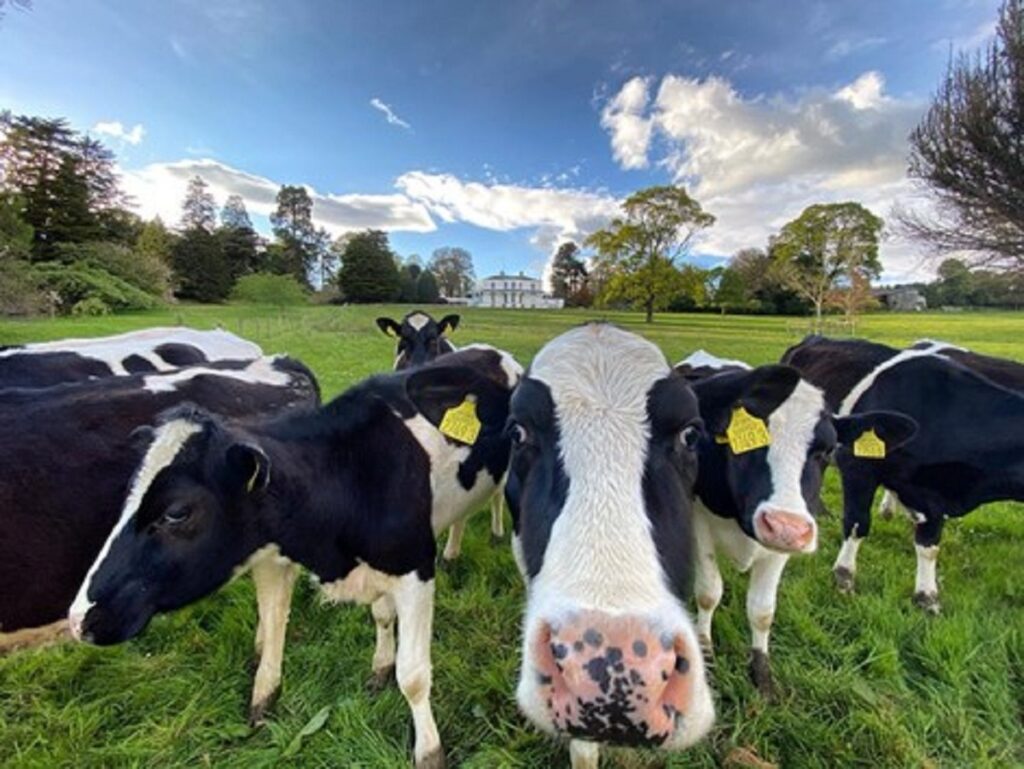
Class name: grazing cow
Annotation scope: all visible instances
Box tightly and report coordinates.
[376,310,506,556]
[0,326,262,388]
[504,324,714,768]
[376,311,459,370]
[69,345,522,769]
[0,357,318,652]
[784,336,1024,612]
[676,351,915,695]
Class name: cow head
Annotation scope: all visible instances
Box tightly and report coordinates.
[376,311,459,370]
[505,324,714,751]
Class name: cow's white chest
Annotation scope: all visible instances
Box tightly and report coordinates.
[319,563,400,605]
[697,503,764,573]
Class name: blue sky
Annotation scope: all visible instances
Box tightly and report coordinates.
[0,0,1002,282]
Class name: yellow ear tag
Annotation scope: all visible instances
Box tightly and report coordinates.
[439,398,482,445]
[725,406,771,454]
[853,428,886,459]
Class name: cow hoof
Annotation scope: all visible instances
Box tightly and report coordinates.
[366,665,396,694]
[749,650,776,700]
[248,696,276,728]
[913,592,941,615]
[415,748,446,769]
[490,532,504,547]
[834,566,855,594]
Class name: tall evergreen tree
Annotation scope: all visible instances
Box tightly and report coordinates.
[270,185,318,285]
[220,194,253,230]
[336,229,400,302]
[181,176,217,232]
[171,228,232,302]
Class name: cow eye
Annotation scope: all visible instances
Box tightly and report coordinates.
[509,423,529,447]
[680,425,701,450]
[162,504,191,525]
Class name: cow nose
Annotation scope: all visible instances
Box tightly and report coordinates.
[529,612,699,746]
[754,509,817,553]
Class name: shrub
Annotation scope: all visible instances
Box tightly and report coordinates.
[71,297,111,316]
[0,257,49,316]
[52,241,170,298]
[231,272,308,305]
[33,262,158,314]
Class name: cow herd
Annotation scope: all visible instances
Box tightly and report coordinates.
[1,311,1022,768]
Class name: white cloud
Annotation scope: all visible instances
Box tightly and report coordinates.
[825,36,887,61]
[370,98,412,130]
[599,76,653,170]
[600,71,934,279]
[93,121,145,145]
[121,158,435,235]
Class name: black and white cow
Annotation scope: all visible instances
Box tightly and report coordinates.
[376,310,459,370]
[69,344,522,769]
[504,324,714,769]
[376,310,506,557]
[676,350,915,695]
[784,336,1024,613]
[0,357,318,652]
[0,326,262,388]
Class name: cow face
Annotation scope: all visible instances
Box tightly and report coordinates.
[68,409,269,644]
[690,365,829,554]
[505,324,714,751]
[376,311,459,370]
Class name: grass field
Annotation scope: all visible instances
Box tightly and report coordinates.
[1,305,1023,768]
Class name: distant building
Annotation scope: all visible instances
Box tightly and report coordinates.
[875,286,927,312]
[470,271,565,309]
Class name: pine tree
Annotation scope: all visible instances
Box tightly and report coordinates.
[336,230,400,302]
[181,176,217,232]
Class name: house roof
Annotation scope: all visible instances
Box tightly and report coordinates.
[481,272,541,282]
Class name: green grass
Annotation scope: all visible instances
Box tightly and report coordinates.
[1,305,1022,768]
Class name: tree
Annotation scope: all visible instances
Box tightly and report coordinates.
[586,185,714,322]
[220,195,253,230]
[171,227,232,302]
[934,257,974,305]
[550,241,589,305]
[770,202,883,327]
[136,218,173,268]
[47,154,99,247]
[714,267,749,313]
[398,259,423,303]
[0,193,33,260]
[181,176,216,232]
[429,246,475,297]
[902,0,1024,269]
[416,268,440,303]
[270,185,319,286]
[336,229,400,302]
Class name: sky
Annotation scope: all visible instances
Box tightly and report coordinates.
[0,0,1003,284]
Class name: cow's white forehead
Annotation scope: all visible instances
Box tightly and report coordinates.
[761,378,827,524]
[530,324,669,412]
[406,312,431,331]
[458,343,523,388]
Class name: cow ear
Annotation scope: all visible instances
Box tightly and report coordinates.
[834,411,918,453]
[405,365,509,441]
[690,365,801,434]
[438,314,460,334]
[226,442,271,494]
[376,317,401,338]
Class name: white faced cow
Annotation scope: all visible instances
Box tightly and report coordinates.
[676,350,914,695]
[0,326,262,388]
[376,310,507,558]
[504,324,714,769]
[69,344,522,769]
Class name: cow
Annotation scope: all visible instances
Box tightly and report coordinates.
[676,350,915,696]
[68,344,522,769]
[784,336,1024,613]
[0,326,263,388]
[0,357,318,652]
[503,323,714,769]
[376,309,506,557]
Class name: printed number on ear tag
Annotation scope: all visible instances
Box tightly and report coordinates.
[439,398,482,445]
[853,428,886,459]
[724,406,771,454]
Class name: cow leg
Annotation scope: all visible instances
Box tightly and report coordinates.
[912,514,944,615]
[367,594,397,693]
[569,739,600,769]
[249,556,299,726]
[490,489,505,544]
[746,552,789,699]
[393,573,443,769]
[692,511,722,656]
[833,470,878,594]
[441,520,465,563]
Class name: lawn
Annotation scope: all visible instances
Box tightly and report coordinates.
[1,304,1022,768]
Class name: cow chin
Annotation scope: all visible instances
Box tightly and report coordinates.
[75,591,155,646]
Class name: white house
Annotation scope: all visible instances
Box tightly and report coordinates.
[470,271,564,309]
